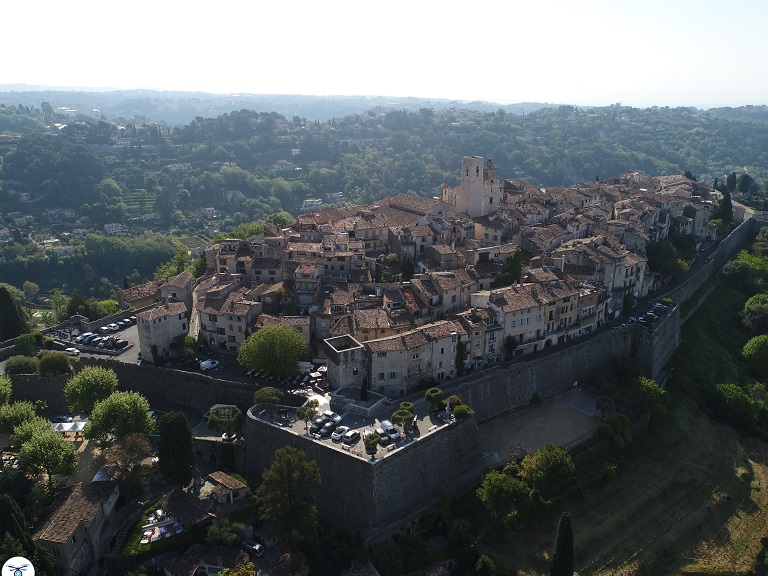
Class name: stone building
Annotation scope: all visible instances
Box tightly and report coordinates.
[137,300,189,363]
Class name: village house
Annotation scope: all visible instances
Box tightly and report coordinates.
[33,482,120,576]
[137,300,189,363]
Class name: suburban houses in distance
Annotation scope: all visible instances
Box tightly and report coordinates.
[124,156,721,397]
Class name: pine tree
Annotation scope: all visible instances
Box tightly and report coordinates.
[550,511,574,576]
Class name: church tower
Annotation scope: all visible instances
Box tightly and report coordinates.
[442,156,502,218]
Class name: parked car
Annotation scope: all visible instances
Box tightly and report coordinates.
[89,337,104,347]
[309,416,326,434]
[380,419,401,441]
[322,410,342,424]
[128,315,137,324]
[199,359,220,371]
[74,332,93,344]
[64,347,80,356]
[342,429,361,444]
[242,540,264,557]
[52,415,73,423]
[99,326,111,335]
[318,421,337,437]
[114,339,128,349]
[375,426,391,445]
[116,321,128,329]
[331,425,350,441]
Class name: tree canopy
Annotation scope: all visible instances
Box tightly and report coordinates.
[84,391,155,448]
[254,445,320,549]
[17,427,78,496]
[238,326,307,375]
[64,366,119,413]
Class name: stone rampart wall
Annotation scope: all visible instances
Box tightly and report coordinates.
[243,410,482,538]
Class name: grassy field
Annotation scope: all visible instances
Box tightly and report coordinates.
[471,279,768,575]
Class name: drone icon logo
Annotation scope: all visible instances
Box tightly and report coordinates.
[2,557,34,576]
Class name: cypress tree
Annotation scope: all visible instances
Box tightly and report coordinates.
[550,511,574,576]
[0,287,27,341]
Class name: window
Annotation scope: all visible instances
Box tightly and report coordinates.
[52,548,60,558]
[217,327,226,335]
[378,372,385,380]
[438,361,444,369]
[219,258,226,266]
[228,335,236,342]
[376,351,387,357]
[238,325,242,332]
[474,330,480,336]
[208,314,217,322]
[182,323,186,330]
[389,371,397,379]
[440,347,445,355]
[475,341,480,347]
[412,353,419,360]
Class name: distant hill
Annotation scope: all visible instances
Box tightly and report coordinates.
[0,87,559,125]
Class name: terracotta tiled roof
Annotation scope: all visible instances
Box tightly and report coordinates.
[138,301,187,322]
[207,471,246,491]
[34,482,118,544]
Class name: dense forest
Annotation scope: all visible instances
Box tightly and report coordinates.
[2,98,768,300]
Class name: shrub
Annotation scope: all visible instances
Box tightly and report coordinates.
[425,387,444,411]
[4,355,39,375]
[14,334,36,357]
[39,352,71,377]
[743,335,768,377]
[399,401,415,415]
[453,404,471,420]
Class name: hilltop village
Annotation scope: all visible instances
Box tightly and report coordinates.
[125,156,721,395]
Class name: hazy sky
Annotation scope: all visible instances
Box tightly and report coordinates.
[6,0,767,108]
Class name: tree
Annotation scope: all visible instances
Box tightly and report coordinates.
[0,375,11,405]
[157,411,195,487]
[504,335,518,361]
[84,391,155,449]
[549,512,574,576]
[3,355,39,375]
[238,326,307,375]
[17,428,78,496]
[628,376,669,416]
[253,387,283,418]
[22,281,39,309]
[296,399,319,433]
[254,446,320,550]
[64,366,118,413]
[425,387,444,412]
[209,405,242,437]
[14,334,36,356]
[742,293,768,333]
[521,443,575,500]
[0,286,28,340]
[51,289,68,323]
[392,409,414,433]
[38,351,71,377]
[743,335,768,377]
[719,192,734,228]
[721,259,753,289]
[475,554,497,576]
[206,519,245,547]
[0,401,38,433]
[726,171,738,193]
[0,494,56,576]
[456,338,466,376]
[10,416,52,447]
